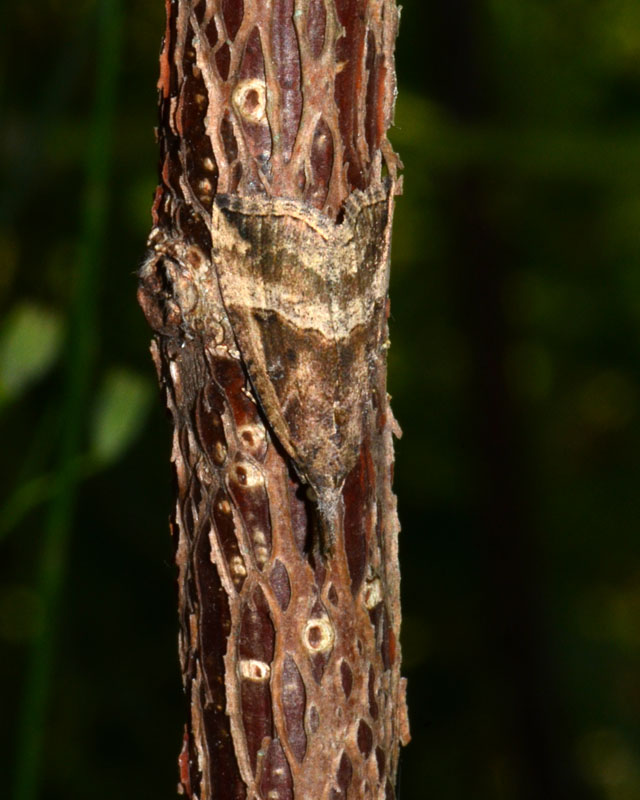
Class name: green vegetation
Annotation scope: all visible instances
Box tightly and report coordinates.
[2,1,640,798]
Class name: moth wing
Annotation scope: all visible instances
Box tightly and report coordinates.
[212,197,343,494]
[211,185,393,516]
[331,184,393,458]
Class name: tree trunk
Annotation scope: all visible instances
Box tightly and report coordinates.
[138,2,408,798]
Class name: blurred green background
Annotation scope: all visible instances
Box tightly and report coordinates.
[2,1,640,798]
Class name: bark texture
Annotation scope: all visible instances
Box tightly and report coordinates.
[138,2,407,798]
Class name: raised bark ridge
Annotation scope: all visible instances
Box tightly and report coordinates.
[138,2,407,798]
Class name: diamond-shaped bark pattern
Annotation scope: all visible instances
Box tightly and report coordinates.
[155,0,400,222]
[154,290,405,799]
[281,656,307,762]
[269,559,291,611]
[147,1,405,798]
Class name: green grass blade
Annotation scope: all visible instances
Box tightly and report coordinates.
[11,1,123,798]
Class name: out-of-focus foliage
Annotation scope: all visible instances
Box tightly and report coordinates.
[0,304,63,407]
[90,368,153,467]
[2,1,640,799]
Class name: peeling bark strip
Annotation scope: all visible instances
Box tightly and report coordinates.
[138,1,408,798]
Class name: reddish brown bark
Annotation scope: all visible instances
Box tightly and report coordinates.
[139,2,407,797]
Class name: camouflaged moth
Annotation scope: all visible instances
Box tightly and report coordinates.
[140,180,395,549]
[210,181,395,544]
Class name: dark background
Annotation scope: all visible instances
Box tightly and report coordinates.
[2,1,640,799]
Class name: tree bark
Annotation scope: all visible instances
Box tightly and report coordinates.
[138,2,408,798]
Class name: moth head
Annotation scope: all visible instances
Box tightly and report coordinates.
[138,251,184,336]
[138,232,209,337]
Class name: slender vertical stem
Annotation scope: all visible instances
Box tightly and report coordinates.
[140,1,407,797]
[11,3,121,798]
